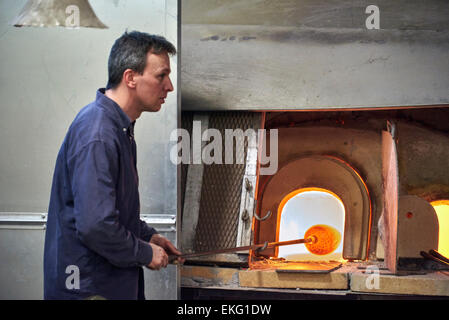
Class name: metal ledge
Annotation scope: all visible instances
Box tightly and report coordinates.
[0,212,47,229]
[0,212,177,232]
[141,214,177,233]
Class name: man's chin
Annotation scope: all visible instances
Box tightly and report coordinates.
[144,104,162,112]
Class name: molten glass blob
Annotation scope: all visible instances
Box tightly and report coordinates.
[304,224,342,255]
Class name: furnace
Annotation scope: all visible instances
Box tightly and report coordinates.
[252,110,449,274]
[180,0,449,299]
[180,108,449,298]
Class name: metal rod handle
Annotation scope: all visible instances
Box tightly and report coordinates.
[169,237,314,262]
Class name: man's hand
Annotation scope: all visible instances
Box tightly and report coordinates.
[150,234,185,265]
[147,243,168,270]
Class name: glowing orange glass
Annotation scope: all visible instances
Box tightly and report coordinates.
[304,224,342,255]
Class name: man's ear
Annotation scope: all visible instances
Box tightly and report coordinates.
[123,69,137,88]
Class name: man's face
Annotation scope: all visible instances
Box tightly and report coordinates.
[134,51,173,112]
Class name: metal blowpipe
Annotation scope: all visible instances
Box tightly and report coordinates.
[169,237,315,263]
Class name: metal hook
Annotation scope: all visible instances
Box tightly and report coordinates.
[245,177,252,191]
[386,120,396,139]
[254,210,271,221]
[256,241,269,252]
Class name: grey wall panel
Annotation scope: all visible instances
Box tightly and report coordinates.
[0,0,177,213]
[182,0,449,30]
[143,229,177,300]
[181,0,449,111]
[0,227,45,300]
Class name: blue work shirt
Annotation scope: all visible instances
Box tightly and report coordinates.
[44,88,158,300]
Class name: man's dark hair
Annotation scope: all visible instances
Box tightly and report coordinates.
[106,31,176,89]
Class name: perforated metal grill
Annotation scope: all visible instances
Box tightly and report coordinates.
[194,111,259,252]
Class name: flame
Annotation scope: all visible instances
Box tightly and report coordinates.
[304,224,342,255]
[431,200,449,258]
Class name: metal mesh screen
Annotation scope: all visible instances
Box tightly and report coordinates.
[194,111,258,252]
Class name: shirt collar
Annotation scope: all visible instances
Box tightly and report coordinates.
[95,88,133,130]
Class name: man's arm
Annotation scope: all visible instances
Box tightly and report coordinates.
[70,140,154,268]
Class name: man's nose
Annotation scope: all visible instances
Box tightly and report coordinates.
[165,77,174,92]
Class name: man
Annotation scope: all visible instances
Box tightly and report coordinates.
[44,31,182,300]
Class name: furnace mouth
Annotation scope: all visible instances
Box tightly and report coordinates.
[251,155,372,269]
[276,189,346,261]
[249,190,346,272]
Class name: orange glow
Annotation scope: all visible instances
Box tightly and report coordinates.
[249,258,342,271]
[304,225,342,255]
[431,200,449,258]
[275,188,345,261]
[275,187,344,253]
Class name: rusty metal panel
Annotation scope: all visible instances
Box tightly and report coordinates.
[193,112,259,252]
[380,124,399,273]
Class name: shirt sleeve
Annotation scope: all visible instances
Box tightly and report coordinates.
[139,220,159,242]
[70,140,153,268]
